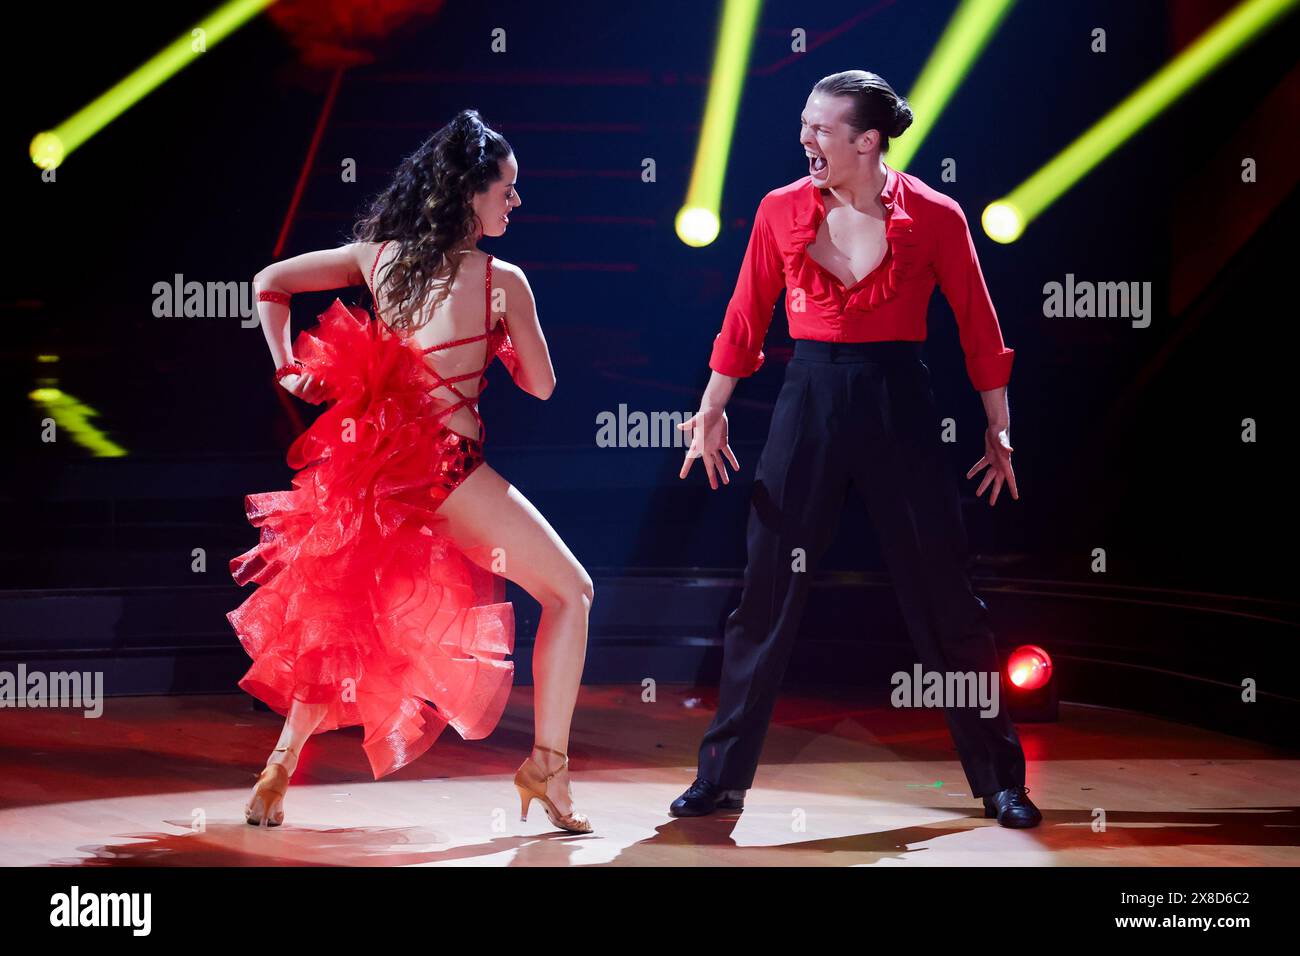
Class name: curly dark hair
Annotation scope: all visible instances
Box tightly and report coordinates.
[352,108,513,333]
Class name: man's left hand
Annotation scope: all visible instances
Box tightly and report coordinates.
[967,424,1018,506]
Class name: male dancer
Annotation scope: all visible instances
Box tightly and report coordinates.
[673,71,1040,827]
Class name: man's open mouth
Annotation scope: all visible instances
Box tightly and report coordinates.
[806,150,827,175]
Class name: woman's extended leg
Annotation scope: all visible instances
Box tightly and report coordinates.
[437,461,594,817]
[245,698,328,825]
[271,699,328,773]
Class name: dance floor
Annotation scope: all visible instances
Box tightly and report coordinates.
[2,685,1296,867]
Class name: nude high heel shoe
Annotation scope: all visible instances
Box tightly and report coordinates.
[514,745,593,834]
[245,745,295,828]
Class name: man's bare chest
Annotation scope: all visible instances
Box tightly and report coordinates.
[806,206,888,287]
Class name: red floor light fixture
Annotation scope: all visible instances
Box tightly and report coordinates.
[1004,644,1058,722]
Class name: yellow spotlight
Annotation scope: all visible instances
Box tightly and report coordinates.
[984,0,1298,241]
[890,0,1017,171]
[676,0,763,247]
[29,0,275,169]
[981,201,1024,244]
[676,206,721,248]
[30,132,65,171]
[29,387,128,457]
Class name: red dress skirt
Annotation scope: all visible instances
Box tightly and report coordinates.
[227,299,515,779]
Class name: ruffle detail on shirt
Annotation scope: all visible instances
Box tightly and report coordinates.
[785,174,920,320]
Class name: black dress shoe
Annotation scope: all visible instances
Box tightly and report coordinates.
[669,778,747,817]
[982,785,1042,828]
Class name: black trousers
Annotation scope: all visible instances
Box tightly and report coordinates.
[697,339,1026,798]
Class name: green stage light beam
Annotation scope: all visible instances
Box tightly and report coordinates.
[30,0,276,169]
[890,0,1017,171]
[676,0,763,247]
[983,0,1298,243]
[29,388,128,457]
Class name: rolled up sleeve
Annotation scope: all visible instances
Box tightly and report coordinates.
[933,202,1015,392]
[709,198,785,377]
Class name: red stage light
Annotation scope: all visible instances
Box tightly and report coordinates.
[269,0,447,70]
[1007,645,1053,691]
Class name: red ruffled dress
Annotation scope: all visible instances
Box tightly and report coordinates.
[227,253,522,779]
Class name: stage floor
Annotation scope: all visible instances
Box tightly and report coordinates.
[1,685,1296,866]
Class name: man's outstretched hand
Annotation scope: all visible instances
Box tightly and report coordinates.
[967,423,1019,506]
[678,405,740,490]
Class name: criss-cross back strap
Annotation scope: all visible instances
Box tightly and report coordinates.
[365,245,498,444]
[402,254,497,445]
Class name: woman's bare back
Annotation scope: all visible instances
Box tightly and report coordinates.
[365,241,502,442]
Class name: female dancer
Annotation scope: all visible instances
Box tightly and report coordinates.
[228,109,594,833]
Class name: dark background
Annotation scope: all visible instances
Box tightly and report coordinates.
[3,0,1297,616]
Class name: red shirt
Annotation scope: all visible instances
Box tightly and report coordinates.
[709,165,1015,391]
